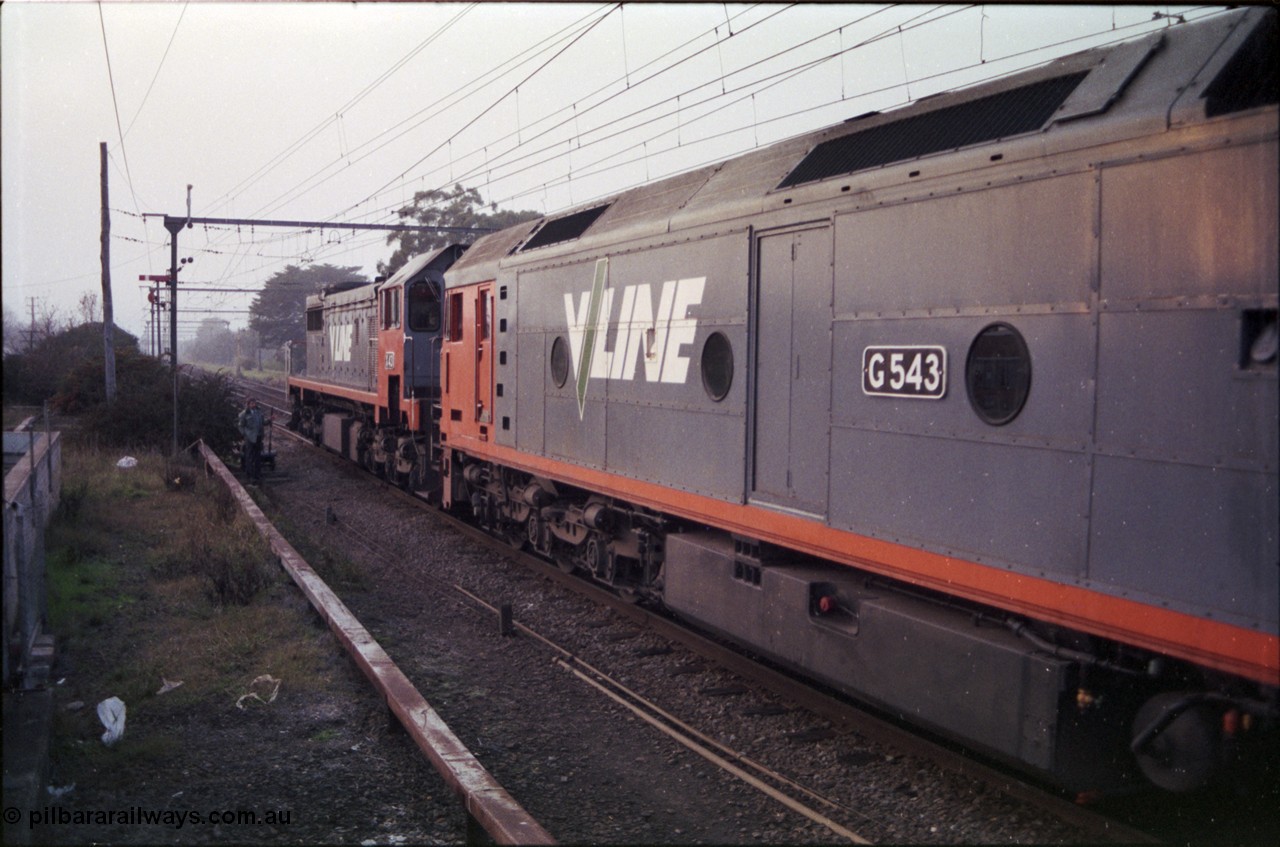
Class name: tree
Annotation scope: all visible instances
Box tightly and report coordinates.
[185,318,236,366]
[6,300,65,353]
[248,263,366,349]
[78,292,101,324]
[379,183,539,279]
[53,346,240,453]
[3,321,138,405]
[2,306,24,355]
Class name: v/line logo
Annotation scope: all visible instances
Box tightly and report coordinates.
[564,258,706,419]
[329,324,353,363]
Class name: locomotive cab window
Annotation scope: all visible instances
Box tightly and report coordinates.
[447,292,463,341]
[306,308,322,332]
[381,287,401,330]
[478,291,491,340]
[965,323,1031,425]
[407,282,441,333]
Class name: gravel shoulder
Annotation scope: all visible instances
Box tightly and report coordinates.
[254,434,1092,845]
[36,433,1094,845]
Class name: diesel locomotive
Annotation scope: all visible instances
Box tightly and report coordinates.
[289,8,1278,794]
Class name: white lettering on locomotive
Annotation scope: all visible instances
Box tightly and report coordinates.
[330,324,353,363]
[564,258,705,418]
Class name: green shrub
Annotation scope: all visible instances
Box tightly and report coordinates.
[186,522,277,606]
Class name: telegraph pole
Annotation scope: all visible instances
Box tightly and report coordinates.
[100,142,117,403]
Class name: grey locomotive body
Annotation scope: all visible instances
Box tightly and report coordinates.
[432,8,1278,793]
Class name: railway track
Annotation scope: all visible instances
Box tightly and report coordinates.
[398,479,1156,845]
[232,378,1165,843]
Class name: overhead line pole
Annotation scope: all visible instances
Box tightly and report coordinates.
[147,206,496,456]
[164,190,191,456]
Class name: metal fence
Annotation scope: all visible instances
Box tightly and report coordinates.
[3,421,61,690]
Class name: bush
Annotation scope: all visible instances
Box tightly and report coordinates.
[48,349,240,453]
[186,521,276,606]
[2,322,138,406]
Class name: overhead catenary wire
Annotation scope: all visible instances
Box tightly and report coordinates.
[123,1,189,141]
[97,2,144,218]
[112,5,1224,332]
[203,3,482,219]
[341,3,622,220]
[193,3,612,262]
[356,4,964,217]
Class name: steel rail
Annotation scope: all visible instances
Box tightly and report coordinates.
[406,476,1160,845]
[196,441,554,845]
[451,584,874,843]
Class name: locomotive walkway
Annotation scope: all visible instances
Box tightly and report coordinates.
[196,442,553,845]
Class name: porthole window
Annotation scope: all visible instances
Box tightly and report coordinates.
[965,323,1031,425]
[700,331,734,401]
[550,335,570,388]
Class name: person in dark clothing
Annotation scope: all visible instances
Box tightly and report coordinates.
[237,398,266,483]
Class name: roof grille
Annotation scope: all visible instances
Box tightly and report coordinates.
[518,204,609,252]
[777,71,1089,189]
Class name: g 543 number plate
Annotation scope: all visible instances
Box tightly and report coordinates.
[862,346,947,399]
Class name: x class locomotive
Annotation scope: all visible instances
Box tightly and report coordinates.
[290,8,1278,794]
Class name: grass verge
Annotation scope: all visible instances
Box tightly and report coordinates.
[44,445,336,779]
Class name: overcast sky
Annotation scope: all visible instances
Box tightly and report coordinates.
[3,2,1208,343]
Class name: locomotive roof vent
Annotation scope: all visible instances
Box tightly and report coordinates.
[321,280,367,296]
[777,70,1088,189]
[516,203,610,253]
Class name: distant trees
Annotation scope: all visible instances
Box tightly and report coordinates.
[2,306,25,355]
[77,292,101,324]
[185,319,237,367]
[56,347,239,452]
[379,183,539,279]
[3,301,64,355]
[248,263,366,349]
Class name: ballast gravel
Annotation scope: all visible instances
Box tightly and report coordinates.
[249,433,1095,844]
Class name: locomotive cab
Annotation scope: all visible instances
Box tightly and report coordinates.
[287,244,468,493]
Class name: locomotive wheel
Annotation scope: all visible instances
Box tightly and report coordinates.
[1132,692,1222,792]
[526,513,543,552]
[586,537,610,581]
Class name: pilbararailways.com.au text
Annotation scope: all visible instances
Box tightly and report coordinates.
[14,805,292,830]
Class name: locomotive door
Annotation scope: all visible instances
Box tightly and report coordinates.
[751,227,832,516]
[474,283,494,425]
